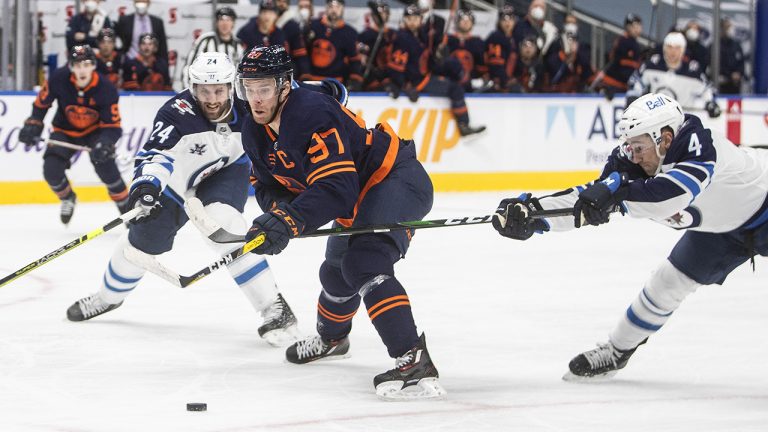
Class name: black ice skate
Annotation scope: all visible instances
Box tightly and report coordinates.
[67,294,123,322]
[60,192,77,225]
[457,123,487,137]
[258,293,300,347]
[563,339,647,381]
[373,333,446,401]
[285,335,350,364]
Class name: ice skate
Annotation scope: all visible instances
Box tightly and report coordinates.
[60,192,77,225]
[457,122,486,137]
[67,293,123,322]
[258,293,300,347]
[563,339,646,381]
[373,333,446,401]
[285,335,350,364]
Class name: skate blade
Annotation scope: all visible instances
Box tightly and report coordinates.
[284,353,351,365]
[261,325,301,348]
[562,370,618,382]
[376,377,447,401]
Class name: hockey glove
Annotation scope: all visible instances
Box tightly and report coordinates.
[492,193,549,241]
[128,176,163,224]
[246,202,305,255]
[320,78,349,106]
[573,172,628,228]
[18,118,44,149]
[705,101,721,118]
[385,82,401,99]
[91,141,116,164]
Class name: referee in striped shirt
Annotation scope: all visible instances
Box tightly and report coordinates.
[181,7,245,88]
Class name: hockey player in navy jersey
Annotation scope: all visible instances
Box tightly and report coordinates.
[305,0,364,90]
[18,45,128,224]
[627,32,720,118]
[485,5,518,92]
[447,9,487,92]
[65,52,301,347]
[492,93,768,379]
[387,4,485,137]
[236,45,444,400]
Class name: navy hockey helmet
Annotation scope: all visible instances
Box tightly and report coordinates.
[138,32,159,46]
[403,3,421,17]
[625,13,642,26]
[498,4,515,21]
[68,45,96,66]
[259,0,278,12]
[456,8,475,25]
[216,6,237,20]
[237,45,294,80]
[97,28,117,42]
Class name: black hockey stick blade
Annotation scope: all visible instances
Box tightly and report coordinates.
[0,207,142,289]
[178,232,266,288]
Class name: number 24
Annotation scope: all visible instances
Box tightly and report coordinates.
[150,121,175,144]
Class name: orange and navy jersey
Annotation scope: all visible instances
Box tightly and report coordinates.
[122,55,172,91]
[485,29,517,89]
[358,26,395,72]
[282,20,311,77]
[236,21,287,52]
[96,51,124,87]
[242,87,401,232]
[31,66,121,140]
[447,33,486,85]
[307,17,363,84]
[387,29,429,89]
[603,33,641,89]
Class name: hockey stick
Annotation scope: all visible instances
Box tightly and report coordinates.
[134,207,574,288]
[45,138,135,164]
[0,208,142,289]
[47,138,91,152]
[184,196,246,244]
[362,1,387,84]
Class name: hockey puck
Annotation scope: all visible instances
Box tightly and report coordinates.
[186,403,207,412]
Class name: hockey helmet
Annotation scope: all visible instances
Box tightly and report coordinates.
[97,28,117,42]
[625,13,642,26]
[216,6,237,20]
[456,9,475,25]
[618,93,685,160]
[189,52,236,121]
[138,32,159,46]
[236,45,294,105]
[259,0,278,12]
[403,4,421,17]
[68,45,96,67]
[498,4,515,21]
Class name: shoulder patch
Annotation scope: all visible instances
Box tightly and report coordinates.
[172,98,196,116]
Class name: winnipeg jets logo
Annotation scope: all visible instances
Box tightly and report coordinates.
[172,99,196,116]
[190,143,206,155]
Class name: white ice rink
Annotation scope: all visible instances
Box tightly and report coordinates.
[0,192,766,432]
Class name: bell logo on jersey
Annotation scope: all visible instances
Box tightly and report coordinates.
[172,99,196,116]
[190,143,207,155]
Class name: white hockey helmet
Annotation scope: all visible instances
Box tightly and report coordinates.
[618,93,685,144]
[188,52,236,86]
[188,52,236,122]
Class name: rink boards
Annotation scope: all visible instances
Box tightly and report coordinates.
[0,92,766,204]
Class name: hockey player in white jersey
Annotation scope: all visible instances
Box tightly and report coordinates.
[492,93,768,379]
[65,52,300,346]
[627,32,721,118]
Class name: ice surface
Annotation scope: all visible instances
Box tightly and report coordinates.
[0,193,766,431]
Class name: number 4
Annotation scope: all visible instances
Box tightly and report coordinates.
[688,133,701,156]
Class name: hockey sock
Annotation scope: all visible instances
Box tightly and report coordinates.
[99,235,146,305]
[341,234,418,358]
[205,202,280,313]
[105,179,129,204]
[316,261,359,341]
[610,259,700,351]
[362,276,418,358]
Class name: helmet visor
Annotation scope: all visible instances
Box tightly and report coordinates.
[620,138,656,163]
[237,77,280,102]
